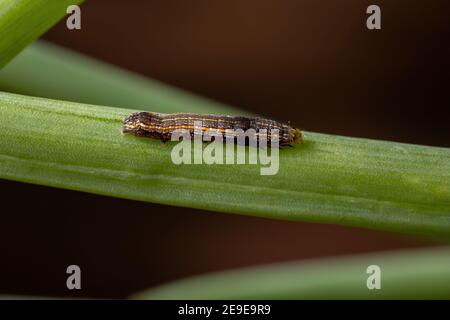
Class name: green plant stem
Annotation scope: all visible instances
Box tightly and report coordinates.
[133,247,450,299]
[1,91,449,236]
[0,0,84,68]
[0,41,244,115]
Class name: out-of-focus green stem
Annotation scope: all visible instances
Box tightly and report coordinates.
[0,41,243,115]
[133,247,450,299]
[0,0,84,68]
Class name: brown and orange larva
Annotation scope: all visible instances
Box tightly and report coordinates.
[122,112,302,146]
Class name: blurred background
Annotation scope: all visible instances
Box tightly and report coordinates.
[0,0,449,298]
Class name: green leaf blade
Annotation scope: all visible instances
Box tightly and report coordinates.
[1,91,449,236]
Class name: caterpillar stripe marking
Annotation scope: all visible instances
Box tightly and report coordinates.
[122,112,302,146]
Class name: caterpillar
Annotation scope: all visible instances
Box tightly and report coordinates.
[122,112,302,146]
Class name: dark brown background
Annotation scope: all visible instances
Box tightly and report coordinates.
[1,0,449,298]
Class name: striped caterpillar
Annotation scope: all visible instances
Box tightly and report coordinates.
[122,112,302,146]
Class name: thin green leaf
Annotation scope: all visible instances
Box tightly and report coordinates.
[0,41,244,115]
[1,91,449,236]
[0,0,84,68]
[133,247,450,299]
